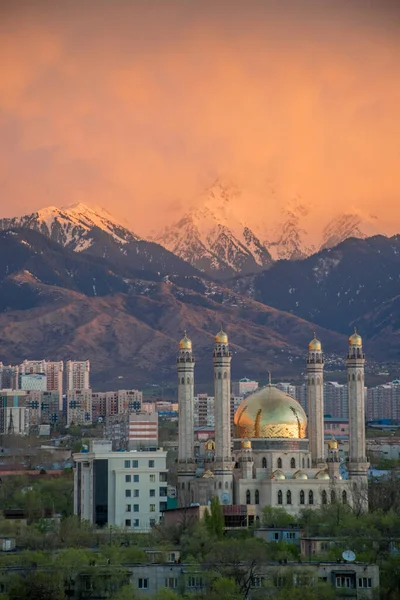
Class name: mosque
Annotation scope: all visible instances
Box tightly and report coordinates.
[176,329,369,515]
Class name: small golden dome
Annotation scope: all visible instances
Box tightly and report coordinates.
[179,331,192,350]
[309,333,322,352]
[315,470,330,480]
[349,329,362,347]
[234,385,307,439]
[215,328,228,344]
[293,470,308,480]
[205,439,215,451]
[241,439,252,449]
[328,437,338,450]
[202,469,214,479]
[272,470,286,480]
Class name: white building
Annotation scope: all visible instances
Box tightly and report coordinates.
[20,373,47,391]
[232,378,259,397]
[73,440,168,532]
[0,390,28,435]
[105,412,159,450]
[66,360,90,391]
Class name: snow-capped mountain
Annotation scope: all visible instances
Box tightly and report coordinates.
[0,203,139,251]
[259,198,316,261]
[320,212,379,251]
[0,203,202,279]
[154,180,272,278]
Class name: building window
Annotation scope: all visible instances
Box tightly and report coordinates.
[309,490,314,505]
[302,457,305,468]
[150,518,156,526]
[159,487,168,497]
[274,532,279,540]
[125,475,131,483]
[133,504,139,512]
[218,481,222,490]
[358,578,372,588]
[331,490,336,503]
[246,490,251,504]
[225,481,229,489]
[262,457,267,468]
[124,460,130,468]
[291,457,296,469]
[336,576,354,589]
[138,579,148,590]
[150,474,156,482]
[277,457,282,469]
[150,489,156,497]
[218,372,221,379]
[255,490,260,504]
[182,482,185,490]
[150,504,156,512]
[125,490,131,498]
[160,502,167,512]
[342,490,347,504]
[322,490,327,505]
[165,578,178,588]
[277,490,283,505]
[300,490,305,505]
[134,490,139,497]
[126,504,131,512]
[132,460,138,468]
[307,458,310,468]
[160,472,168,482]
[134,519,139,527]
[133,474,139,483]
[125,519,131,527]
[188,576,203,588]
[286,490,292,505]
[149,460,155,468]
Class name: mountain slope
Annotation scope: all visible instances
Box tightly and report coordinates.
[0,204,202,279]
[320,213,379,251]
[0,228,348,389]
[234,235,400,334]
[154,180,272,278]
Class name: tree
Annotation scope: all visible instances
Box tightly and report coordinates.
[110,585,136,600]
[261,506,296,527]
[180,521,211,561]
[8,571,66,600]
[205,577,242,600]
[204,497,224,539]
[204,538,269,599]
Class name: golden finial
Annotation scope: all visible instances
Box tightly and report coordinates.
[179,330,192,350]
[255,409,262,438]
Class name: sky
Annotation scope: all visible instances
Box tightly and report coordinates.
[0,0,399,236]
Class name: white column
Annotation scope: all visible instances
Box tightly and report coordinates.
[177,335,195,463]
[306,336,325,467]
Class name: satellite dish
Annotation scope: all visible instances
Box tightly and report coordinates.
[342,550,356,562]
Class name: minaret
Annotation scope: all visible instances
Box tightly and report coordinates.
[306,334,325,467]
[347,330,369,479]
[213,328,233,501]
[177,332,195,491]
[327,437,341,480]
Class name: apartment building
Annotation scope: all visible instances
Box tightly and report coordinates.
[67,389,93,426]
[92,390,142,421]
[73,440,168,532]
[66,360,90,391]
[105,412,158,450]
[0,390,28,435]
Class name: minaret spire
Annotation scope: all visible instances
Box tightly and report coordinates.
[177,331,195,506]
[306,333,325,467]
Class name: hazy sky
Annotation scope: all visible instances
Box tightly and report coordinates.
[0,0,399,235]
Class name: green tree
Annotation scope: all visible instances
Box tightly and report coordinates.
[205,577,242,600]
[110,585,136,600]
[8,571,66,600]
[180,521,211,561]
[261,506,296,527]
[149,590,182,600]
[204,496,224,539]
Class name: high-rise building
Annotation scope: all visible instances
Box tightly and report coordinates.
[20,360,63,409]
[232,378,259,397]
[92,390,142,421]
[66,360,90,391]
[106,412,159,450]
[0,363,19,390]
[0,390,28,435]
[73,440,168,532]
[366,380,400,422]
[67,389,92,426]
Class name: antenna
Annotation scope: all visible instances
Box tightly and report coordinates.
[268,371,272,385]
[342,550,356,563]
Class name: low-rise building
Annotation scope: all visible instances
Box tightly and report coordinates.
[255,526,302,545]
[73,440,168,532]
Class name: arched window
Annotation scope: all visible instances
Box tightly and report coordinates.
[352,373,355,381]
[357,373,361,381]
[277,490,283,505]
[300,490,305,505]
[225,481,229,489]
[187,377,190,384]
[311,377,315,385]
[181,377,185,384]
[286,490,292,505]
[218,372,222,379]
[188,483,190,491]
[246,490,251,504]
[218,481,222,489]
[321,490,327,505]
[331,490,336,503]
[224,371,228,379]
[302,457,305,469]
[309,490,314,505]
[255,490,260,505]
[307,458,310,468]
[191,490,194,502]
[182,482,185,490]
[342,490,347,504]
[291,458,296,469]
[277,457,282,469]
[262,457,267,469]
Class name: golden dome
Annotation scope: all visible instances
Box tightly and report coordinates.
[315,470,330,480]
[234,385,307,439]
[349,329,362,347]
[215,328,228,344]
[179,331,192,350]
[293,470,309,480]
[241,439,252,449]
[309,333,322,352]
[328,437,338,450]
[272,470,286,480]
[202,469,214,478]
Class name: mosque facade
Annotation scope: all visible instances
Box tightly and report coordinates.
[177,330,369,515]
